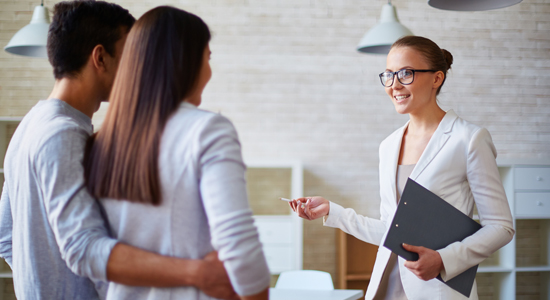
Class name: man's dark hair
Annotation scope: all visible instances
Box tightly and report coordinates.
[47,0,135,79]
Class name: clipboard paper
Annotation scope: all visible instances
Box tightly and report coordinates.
[383,178,481,298]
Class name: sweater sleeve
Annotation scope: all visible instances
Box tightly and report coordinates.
[437,128,514,281]
[198,114,270,296]
[35,128,117,281]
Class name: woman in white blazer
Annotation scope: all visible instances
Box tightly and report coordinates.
[290,36,514,300]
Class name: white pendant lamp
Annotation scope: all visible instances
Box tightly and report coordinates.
[4,2,51,58]
[428,0,522,11]
[357,1,413,55]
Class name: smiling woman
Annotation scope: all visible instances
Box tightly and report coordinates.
[382,36,452,119]
[289,36,514,300]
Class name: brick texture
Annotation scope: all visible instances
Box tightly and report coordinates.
[0,0,549,289]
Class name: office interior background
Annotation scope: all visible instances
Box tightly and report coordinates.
[0,0,549,299]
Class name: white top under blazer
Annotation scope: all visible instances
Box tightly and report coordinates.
[101,102,270,300]
[324,109,514,300]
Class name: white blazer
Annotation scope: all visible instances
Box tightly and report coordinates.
[324,110,514,300]
[101,102,270,299]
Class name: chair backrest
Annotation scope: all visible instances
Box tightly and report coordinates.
[275,270,334,290]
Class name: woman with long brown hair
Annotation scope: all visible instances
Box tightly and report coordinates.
[84,6,269,300]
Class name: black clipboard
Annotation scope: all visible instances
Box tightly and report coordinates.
[383,178,481,297]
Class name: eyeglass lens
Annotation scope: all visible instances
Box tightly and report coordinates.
[380,69,414,87]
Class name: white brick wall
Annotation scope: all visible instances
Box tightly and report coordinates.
[1,0,549,283]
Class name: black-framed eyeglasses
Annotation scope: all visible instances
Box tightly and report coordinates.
[379,69,438,87]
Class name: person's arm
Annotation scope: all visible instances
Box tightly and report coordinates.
[289,197,329,221]
[198,115,270,299]
[107,244,237,299]
[290,197,388,246]
[36,128,238,299]
[435,128,514,281]
[307,134,403,247]
[0,182,13,268]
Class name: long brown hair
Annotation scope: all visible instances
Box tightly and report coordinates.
[84,6,211,204]
[391,36,453,95]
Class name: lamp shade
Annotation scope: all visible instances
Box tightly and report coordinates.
[4,5,50,58]
[357,3,413,54]
[428,0,522,11]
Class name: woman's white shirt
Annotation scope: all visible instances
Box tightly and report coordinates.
[373,164,415,300]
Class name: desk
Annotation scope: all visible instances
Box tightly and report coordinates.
[269,288,363,300]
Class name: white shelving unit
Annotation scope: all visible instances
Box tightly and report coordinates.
[0,117,22,300]
[476,160,550,300]
[246,161,303,275]
[0,117,22,175]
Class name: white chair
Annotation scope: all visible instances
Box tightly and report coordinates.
[275,270,334,290]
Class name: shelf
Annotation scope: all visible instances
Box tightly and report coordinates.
[336,230,377,291]
[0,120,21,172]
[345,273,371,281]
[515,219,549,268]
[476,272,514,300]
[0,117,22,122]
[515,215,550,219]
[0,272,12,279]
[496,158,550,166]
[475,163,550,300]
[478,266,513,273]
[516,271,549,299]
[516,266,550,272]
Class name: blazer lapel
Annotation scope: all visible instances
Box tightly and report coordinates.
[410,110,458,180]
[386,122,409,208]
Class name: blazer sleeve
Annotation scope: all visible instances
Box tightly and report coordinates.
[198,114,270,296]
[323,202,387,246]
[437,128,515,281]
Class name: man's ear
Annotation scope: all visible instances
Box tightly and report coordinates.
[91,44,107,72]
[433,71,445,90]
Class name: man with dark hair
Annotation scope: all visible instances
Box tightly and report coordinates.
[47,0,135,80]
[0,1,237,299]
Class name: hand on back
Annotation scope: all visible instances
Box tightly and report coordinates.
[198,251,239,300]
